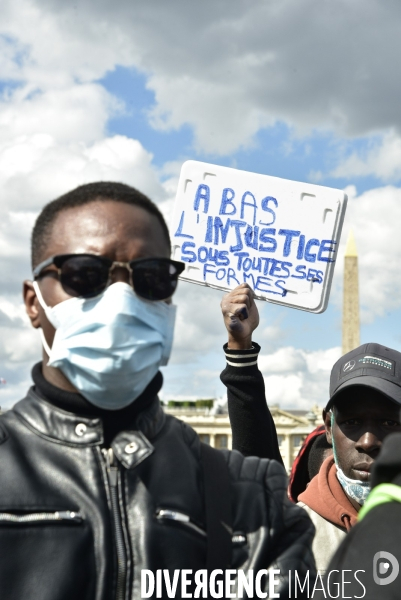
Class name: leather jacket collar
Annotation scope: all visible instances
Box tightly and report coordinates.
[13,388,166,454]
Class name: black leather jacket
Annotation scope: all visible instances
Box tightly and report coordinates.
[0,389,315,599]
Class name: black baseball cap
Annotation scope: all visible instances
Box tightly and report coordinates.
[326,343,401,411]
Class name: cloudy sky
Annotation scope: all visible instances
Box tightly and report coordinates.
[1,0,400,410]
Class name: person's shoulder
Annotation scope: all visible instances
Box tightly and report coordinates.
[0,396,32,447]
[162,412,201,451]
[225,451,315,561]
[224,449,286,485]
[0,395,30,428]
[223,449,305,513]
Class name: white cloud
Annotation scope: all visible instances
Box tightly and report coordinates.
[259,347,306,373]
[329,185,401,323]
[260,346,341,409]
[0,297,29,325]
[134,0,401,153]
[2,0,401,154]
[1,326,41,363]
[331,131,401,182]
[0,0,134,86]
[169,283,227,364]
[264,373,304,406]
[147,76,270,155]
[0,133,167,214]
[258,324,283,346]
[0,84,117,144]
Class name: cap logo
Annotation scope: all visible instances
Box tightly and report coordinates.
[343,360,356,372]
[337,351,396,385]
[359,355,393,370]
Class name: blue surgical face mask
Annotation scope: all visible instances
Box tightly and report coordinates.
[33,281,176,410]
[331,412,371,505]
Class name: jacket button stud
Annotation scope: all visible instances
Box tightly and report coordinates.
[75,423,87,437]
[125,441,138,454]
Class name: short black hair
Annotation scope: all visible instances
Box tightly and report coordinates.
[308,433,332,479]
[31,181,171,268]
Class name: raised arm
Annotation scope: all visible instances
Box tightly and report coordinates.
[220,283,283,465]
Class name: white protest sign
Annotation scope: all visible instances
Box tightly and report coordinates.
[170,161,347,313]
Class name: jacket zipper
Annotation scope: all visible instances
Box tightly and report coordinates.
[156,508,207,537]
[156,509,247,545]
[103,448,127,600]
[0,511,82,523]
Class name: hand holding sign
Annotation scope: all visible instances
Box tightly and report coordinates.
[171,161,347,313]
[221,283,259,350]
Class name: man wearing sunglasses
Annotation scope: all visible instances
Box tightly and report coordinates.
[0,181,314,599]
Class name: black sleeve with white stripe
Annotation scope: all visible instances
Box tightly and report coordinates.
[220,342,283,465]
[224,347,260,369]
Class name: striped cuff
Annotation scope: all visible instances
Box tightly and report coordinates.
[223,342,261,368]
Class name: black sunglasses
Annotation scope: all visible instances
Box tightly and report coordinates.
[33,254,185,301]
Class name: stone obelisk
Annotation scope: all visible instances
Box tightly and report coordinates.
[342,230,360,355]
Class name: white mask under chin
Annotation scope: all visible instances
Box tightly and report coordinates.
[335,466,371,506]
[33,281,176,410]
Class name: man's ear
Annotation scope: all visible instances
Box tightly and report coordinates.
[323,409,333,445]
[23,280,41,329]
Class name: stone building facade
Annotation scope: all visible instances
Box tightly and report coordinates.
[165,403,323,473]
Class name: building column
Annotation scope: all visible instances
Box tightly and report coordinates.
[283,434,292,472]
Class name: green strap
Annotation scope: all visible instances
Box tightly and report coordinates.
[359,483,401,521]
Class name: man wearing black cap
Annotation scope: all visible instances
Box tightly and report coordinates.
[321,431,401,598]
[297,343,401,573]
